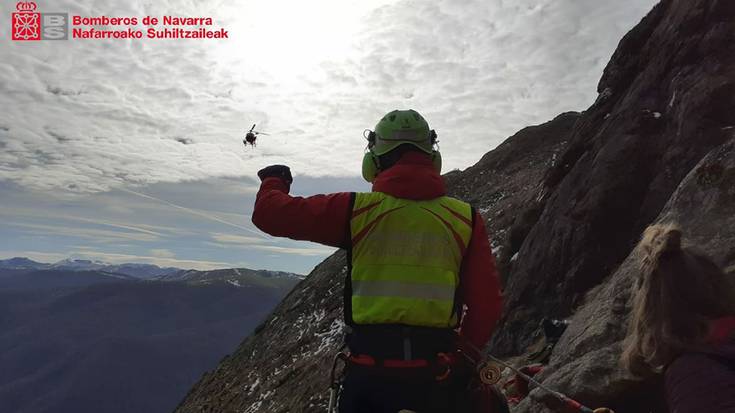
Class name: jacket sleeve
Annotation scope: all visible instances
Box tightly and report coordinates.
[251,177,353,248]
[457,211,504,352]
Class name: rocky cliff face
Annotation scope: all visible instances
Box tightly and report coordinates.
[175,0,734,412]
[493,0,735,358]
[516,139,735,413]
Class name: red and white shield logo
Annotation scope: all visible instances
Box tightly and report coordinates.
[12,1,41,41]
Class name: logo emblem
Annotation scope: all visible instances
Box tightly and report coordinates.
[12,2,40,41]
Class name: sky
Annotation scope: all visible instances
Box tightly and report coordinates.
[0,0,658,274]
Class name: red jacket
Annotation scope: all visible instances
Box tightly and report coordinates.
[252,152,503,350]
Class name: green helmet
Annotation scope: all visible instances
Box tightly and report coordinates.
[362,109,441,183]
[371,109,433,155]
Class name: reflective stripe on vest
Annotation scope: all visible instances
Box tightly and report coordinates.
[350,192,472,327]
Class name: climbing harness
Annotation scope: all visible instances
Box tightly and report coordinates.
[325,337,614,413]
[325,351,456,412]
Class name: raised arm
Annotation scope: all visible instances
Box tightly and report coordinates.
[252,173,353,248]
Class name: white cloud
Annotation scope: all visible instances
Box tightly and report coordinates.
[206,239,336,257]
[0,0,659,272]
[211,233,270,245]
[209,232,337,257]
[0,250,68,263]
[8,222,161,242]
[0,203,201,237]
[0,177,336,272]
[149,248,176,258]
[119,188,267,237]
[249,244,338,257]
[0,0,658,194]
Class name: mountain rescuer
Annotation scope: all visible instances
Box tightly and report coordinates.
[252,109,504,412]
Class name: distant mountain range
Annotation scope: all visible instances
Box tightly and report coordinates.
[0,257,48,269]
[0,261,302,413]
[0,257,182,279]
[0,257,304,285]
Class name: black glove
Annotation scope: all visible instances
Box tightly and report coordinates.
[257,165,293,185]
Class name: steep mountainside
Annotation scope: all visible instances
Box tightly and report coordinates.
[445,111,580,281]
[175,1,734,412]
[491,0,735,357]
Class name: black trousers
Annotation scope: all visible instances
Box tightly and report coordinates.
[338,365,471,413]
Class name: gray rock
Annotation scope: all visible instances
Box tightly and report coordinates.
[493,0,735,356]
[518,139,735,413]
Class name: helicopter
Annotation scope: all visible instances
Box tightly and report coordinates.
[243,124,269,148]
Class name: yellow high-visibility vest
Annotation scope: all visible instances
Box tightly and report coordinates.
[349,192,473,327]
